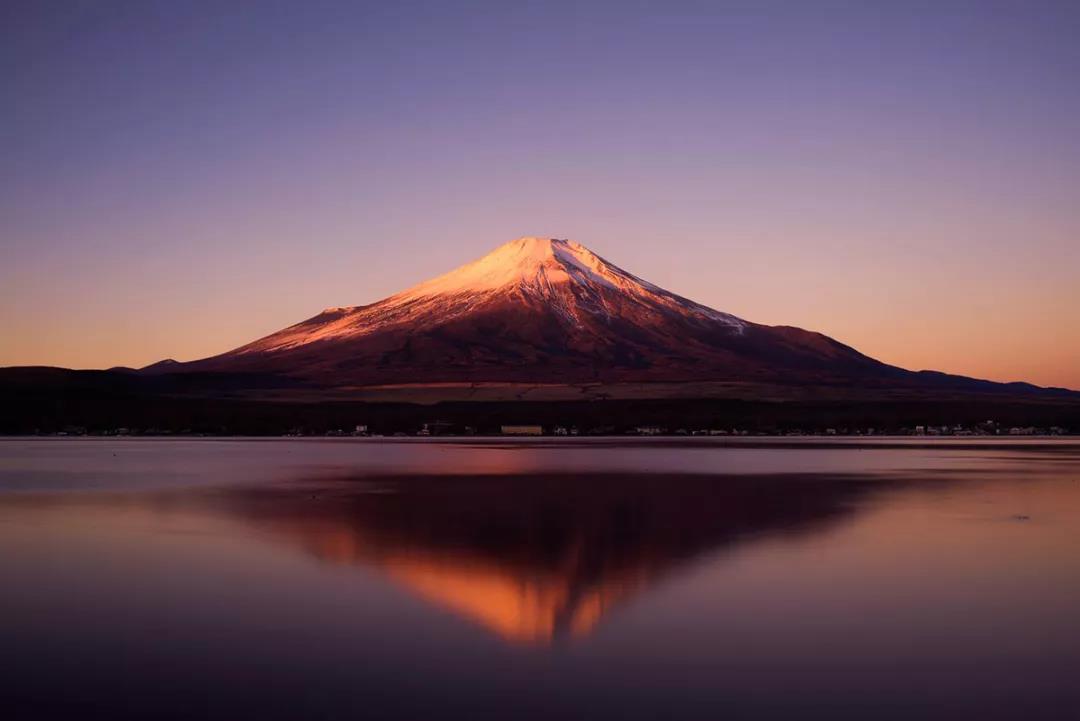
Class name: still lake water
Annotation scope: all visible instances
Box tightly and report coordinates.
[2,437,1079,720]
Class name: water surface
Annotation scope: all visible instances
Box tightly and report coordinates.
[2,438,1078,720]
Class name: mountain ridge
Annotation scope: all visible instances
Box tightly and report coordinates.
[173,236,917,388]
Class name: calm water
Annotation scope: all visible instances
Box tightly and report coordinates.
[2,438,1079,720]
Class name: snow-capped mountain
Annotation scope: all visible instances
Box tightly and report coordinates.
[180,236,899,387]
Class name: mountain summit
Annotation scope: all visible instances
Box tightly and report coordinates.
[181,236,900,387]
[387,236,742,332]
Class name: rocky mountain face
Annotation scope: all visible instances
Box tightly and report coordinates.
[178,237,902,387]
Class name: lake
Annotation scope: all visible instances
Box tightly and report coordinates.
[2,437,1079,720]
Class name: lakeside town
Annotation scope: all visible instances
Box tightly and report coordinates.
[31,419,1074,438]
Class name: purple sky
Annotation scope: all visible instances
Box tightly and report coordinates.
[2,1,1078,387]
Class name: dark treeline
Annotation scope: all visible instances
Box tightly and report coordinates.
[4,390,1078,436]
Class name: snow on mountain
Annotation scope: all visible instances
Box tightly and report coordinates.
[230,237,745,357]
[184,236,889,386]
[395,236,740,324]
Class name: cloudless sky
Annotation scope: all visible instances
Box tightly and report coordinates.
[2,0,1078,387]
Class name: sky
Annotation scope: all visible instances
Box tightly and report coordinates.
[2,0,1078,388]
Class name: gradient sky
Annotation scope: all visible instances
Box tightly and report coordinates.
[2,1,1078,388]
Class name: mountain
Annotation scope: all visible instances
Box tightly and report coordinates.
[4,236,1076,434]
[177,236,918,389]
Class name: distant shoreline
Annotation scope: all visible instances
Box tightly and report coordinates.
[3,435,1077,450]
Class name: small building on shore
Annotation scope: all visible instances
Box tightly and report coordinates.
[501,425,543,436]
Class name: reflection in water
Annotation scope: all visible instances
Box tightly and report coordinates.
[203,472,894,643]
[4,440,1080,721]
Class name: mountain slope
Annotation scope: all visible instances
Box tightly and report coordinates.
[180,237,905,387]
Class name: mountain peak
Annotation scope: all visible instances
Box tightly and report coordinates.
[392,236,616,301]
[477,236,578,275]
[201,235,767,374]
[129,235,1071,397]
[499,235,565,255]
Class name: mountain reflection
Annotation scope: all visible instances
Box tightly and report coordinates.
[209,472,889,644]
